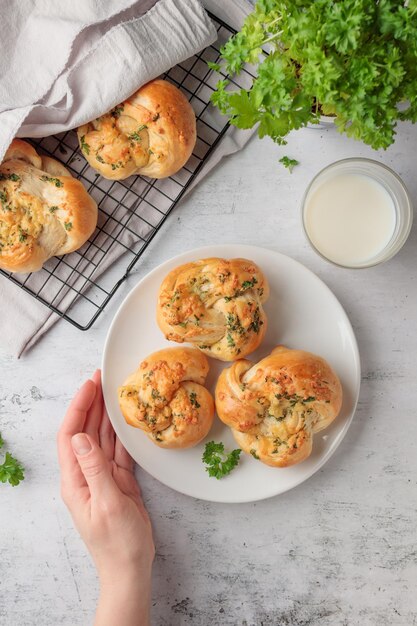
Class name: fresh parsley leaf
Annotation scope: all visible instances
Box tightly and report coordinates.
[0,173,20,182]
[111,104,124,118]
[129,125,148,142]
[207,60,221,72]
[0,433,25,487]
[189,392,201,409]
[202,441,242,479]
[40,175,63,188]
[279,156,299,172]
[249,307,262,334]
[0,453,25,486]
[241,277,257,290]
[226,333,235,348]
[80,135,90,155]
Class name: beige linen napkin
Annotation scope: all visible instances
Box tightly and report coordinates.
[0,0,254,357]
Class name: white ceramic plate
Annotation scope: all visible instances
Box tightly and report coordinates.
[102,245,360,503]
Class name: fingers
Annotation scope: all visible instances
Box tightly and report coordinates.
[57,379,97,492]
[99,404,115,463]
[71,433,119,504]
[59,379,96,438]
[112,463,141,500]
[111,464,150,524]
[84,370,103,443]
[115,436,134,473]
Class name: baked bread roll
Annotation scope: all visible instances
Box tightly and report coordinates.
[215,346,343,467]
[157,257,269,362]
[77,79,196,180]
[118,347,214,449]
[0,139,97,274]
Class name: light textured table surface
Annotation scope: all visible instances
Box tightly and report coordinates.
[1,118,416,626]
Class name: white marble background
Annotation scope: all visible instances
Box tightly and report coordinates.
[1,115,417,625]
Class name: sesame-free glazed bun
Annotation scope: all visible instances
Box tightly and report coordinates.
[77,79,196,180]
[118,347,214,449]
[215,346,343,467]
[0,139,97,274]
[157,257,269,362]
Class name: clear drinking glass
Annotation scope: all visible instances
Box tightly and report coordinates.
[301,158,413,269]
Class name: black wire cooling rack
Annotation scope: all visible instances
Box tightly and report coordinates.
[1,13,255,330]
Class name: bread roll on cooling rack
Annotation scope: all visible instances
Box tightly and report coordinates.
[0,139,97,274]
[157,257,269,362]
[77,79,196,180]
[215,346,343,467]
[118,347,214,449]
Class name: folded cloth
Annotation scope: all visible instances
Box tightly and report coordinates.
[0,0,255,357]
[0,0,217,159]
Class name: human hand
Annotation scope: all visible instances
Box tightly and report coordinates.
[57,370,154,626]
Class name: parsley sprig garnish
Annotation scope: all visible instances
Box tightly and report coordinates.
[279,156,299,173]
[0,432,25,487]
[202,441,241,479]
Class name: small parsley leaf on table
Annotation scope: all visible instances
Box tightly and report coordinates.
[279,156,299,172]
[202,441,241,479]
[0,433,25,487]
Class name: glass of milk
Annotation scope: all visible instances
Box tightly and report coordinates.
[302,158,413,268]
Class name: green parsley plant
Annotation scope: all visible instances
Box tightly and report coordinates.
[210,0,417,150]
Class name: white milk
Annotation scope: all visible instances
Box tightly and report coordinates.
[304,173,396,267]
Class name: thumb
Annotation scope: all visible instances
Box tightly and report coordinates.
[71,433,118,501]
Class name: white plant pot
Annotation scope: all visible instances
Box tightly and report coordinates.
[308,115,336,129]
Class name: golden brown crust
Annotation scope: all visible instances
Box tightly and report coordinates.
[118,347,214,449]
[77,79,196,180]
[215,345,343,467]
[156,257,269,362]
[0,139,98,273]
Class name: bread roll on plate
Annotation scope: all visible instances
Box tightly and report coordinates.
[0,139,97,274]
[157,257,269,362]
[77,79,196,180]
[118,347,214,449]
[215,346,343,467]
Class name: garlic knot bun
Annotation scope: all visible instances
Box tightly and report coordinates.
[157,257,269,361]
[118,347,214,449]
[0,139,97,273]
[215,346,343,467]
[77,79,196,180]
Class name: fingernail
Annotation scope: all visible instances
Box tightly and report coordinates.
[71,433,92,456]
